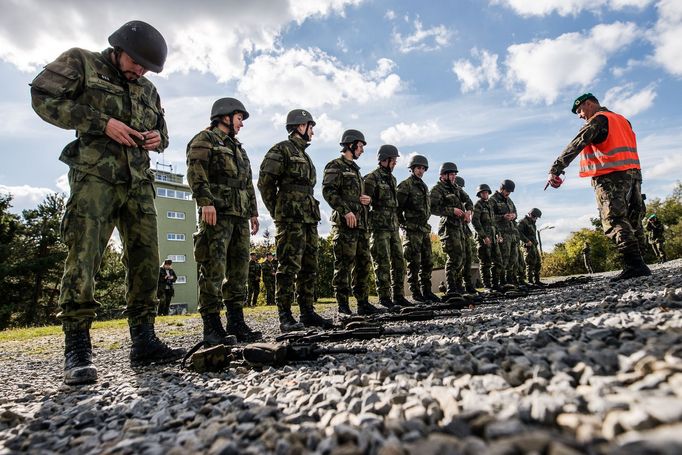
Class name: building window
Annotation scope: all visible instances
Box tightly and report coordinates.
[167,233,186,241]
[176,276,187,284]
[167,210,186,220]
[166,255,186,263]
[157,188,192,200]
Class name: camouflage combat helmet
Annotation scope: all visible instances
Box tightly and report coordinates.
[455,176,465,188]
[286,109,316,132]
[339,129,366,146]
[408,154,429,170]
[109,20,167,73]
[530,208,542,218]
[500,179,515,192]
[211,98,249,120]
[476,183,492,197]
[377,144,399,161]
[439,162,458,174]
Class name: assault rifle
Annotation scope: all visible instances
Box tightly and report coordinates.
[274,324,416,344]
[339,305,464,327]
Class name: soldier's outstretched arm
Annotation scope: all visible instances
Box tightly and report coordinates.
[548,115,608,176]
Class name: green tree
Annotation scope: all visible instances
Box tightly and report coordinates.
[95,241,127,320]
[0,194,22,329]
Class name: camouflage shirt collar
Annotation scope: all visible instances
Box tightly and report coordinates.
[101,47,138,85]
[340,156,359,171]
[289,135,310,150]
[211,127,241,147]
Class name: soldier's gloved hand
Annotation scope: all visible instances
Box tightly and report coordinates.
[453,207,464,217]
[105,118,145,147]
[201,205,217,226]
[359,194,371,205]
[141,130,161,150]
[547,173,564,189]
[344,212,357,228]
[250,216,259,235]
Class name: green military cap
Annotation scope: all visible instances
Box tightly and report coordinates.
[571,93,598,114]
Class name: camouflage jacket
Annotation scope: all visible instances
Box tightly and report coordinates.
[261,260,276,282]
[248,260,261,282]
[322,156,368,230]
[472,198,497,241]
[490,191,518,234]
[363,166,399,231]
[645,218,665,239]
[186,126,257,218]
[258,135,320,224]
[430,180,473,229]
[518,215,538,245]
[30,47,168,185]
[397,174,431,233]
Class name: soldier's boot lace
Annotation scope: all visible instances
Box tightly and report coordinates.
[337,296,353,315]
[423,290,442,303]
[226,307,262,342]
[201,313,237,346]
[64,329,97,385]
[279,310,305,333]
[300,306,334,329]
[393,295,413,307]
[129,323,186,366]
[357,300,380,315]
[611,254,651,282]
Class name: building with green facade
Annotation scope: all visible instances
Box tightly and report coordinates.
[152,167,198,313]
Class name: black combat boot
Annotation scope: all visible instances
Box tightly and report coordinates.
[201,312,237,346]
[610,254,651,282]
[357,299,380,315]
[129,323,186,366]
[279,309,304,332]
[63,329,97,385]
[299,305,334,329]
[337,295,353,316]
[226,307,263,342]
[378,297,395,308]
[422,288,442,303]
[393,295,413,307]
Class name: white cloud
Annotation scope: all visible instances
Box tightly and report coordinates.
[385,9,397,20]
[379,121,442,146]
[314,113,344,144]
[452,48,501,93]
[393,19,452,53]
[56,174,69,193]
[505,22,639,104]
[491,0,653,17]
[650,0,682,76]
[237,48,401,108]
[602,83,656,117]
[0,185,56,213]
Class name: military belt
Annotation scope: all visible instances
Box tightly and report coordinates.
[280,184,314,195]
[213,177,247,189]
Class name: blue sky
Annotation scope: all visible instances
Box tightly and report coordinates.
[1,0,681,250]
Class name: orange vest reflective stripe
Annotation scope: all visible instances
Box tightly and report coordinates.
[578,111,640,178]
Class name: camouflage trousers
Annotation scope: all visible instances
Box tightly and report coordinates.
[246,279,260,307]
[497,230,518,284]
[370,229,406,300]
[649,237,666,262]
[263,279,275,305]
[402,229,433,295]
[476,238,502,288]
[456,233,475,289]
[194,214,250,315]
[583,254,595,274]
[516,243,527,282]
[275,222,318,312]
[157,288,174,316]
[331,226,371,302]
[627,169,647,255]
[58,170,159,331]
[439,224,465,293]
[523,244,541,283]
[592,170,643,257]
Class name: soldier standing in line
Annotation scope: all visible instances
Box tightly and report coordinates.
[187,97,262,343]
[645,214,667,263]
[246,252,262,307]
[430,163,473,297]
[518,208,544,286]
[472,184,503,291]
[258,109,333,332]
[397,155,440,303]
[490,180,519,288]
[261,252,276,305]
[30,20,185,385]
[513,220,530,288]
[454,176,477,294]
[582,243,595,274]
[157,259,177,316]
[364,145,411,308]
[322,129,379,315]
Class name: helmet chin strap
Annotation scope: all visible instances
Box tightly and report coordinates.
[219,114,236,137]
[301,123,311,142]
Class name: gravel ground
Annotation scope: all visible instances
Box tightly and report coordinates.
[1,261,681,454]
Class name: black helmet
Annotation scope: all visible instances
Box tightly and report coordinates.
[108,20,167,73]
[439,162,458,174]
[409,154,429,169]
[476,183,492,197]
[455,176,465,188]
[339,129,366,146]
[211,98,249,120]
[286,109,316,132]
[377,144,399,161]
[500,179,515,192]
[530,208,542,218]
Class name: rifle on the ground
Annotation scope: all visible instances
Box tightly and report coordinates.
[274,324,416,344]
[339,306,463,327]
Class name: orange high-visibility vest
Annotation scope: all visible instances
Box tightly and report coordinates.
[578,111,640,178]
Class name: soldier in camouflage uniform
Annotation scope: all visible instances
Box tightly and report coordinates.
[582,243,595,274]
[454,176,477,293]
[187,97,262,343]
[430,163,473,296]
[261,252,276,305]
[322,129,378,315]
[513,221,529,287]
[364,145,411,308]
[30,21,184,385]
[397,155,440,303]
[547,93,650,281]
[518,208,544,286]
[490,180,519,287]
[246,253,262,307]
[472,184,502,290]
[645,214,666,263]
[258,109,333,332]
